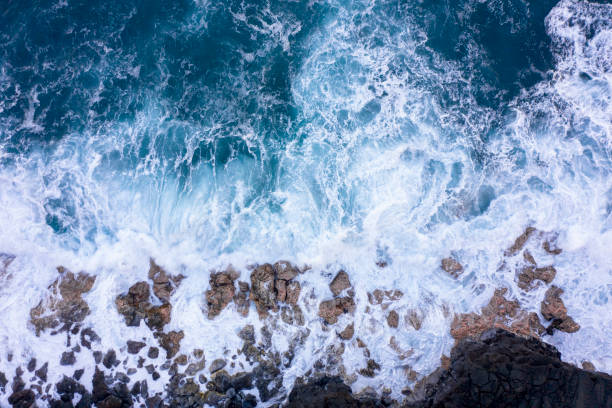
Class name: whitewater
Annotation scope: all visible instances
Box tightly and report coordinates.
[0,0,611,405]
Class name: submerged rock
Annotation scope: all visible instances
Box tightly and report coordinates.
[517,265,556,290]
[148,259,183,304]
[30,267,96,335]
[440,257,463,278]
[504,226,536,257]
[541,286,580,333]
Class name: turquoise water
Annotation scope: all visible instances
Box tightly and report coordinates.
[0,0,611,402]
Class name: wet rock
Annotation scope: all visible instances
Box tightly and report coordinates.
[541,286,580,333]
[250,264,278,316]
[157,330,184,359]
[440,257,463,278]
[451,288,545,341]
[80,327,100,349]
[60,351,76,366]
[238,325,256,344]
[115,281,151,327]
[338,323,354,340]
[209,359,227,373]
[286,281,301,305]
[174,354,188,366]
[275,261,299,280]
[145,303,172,331]
[367,289,403,305]
[0,371,8,392]
[287,376,379,408]
[517,265,556,290]
[505,226,536,256]
[359,359,381,378]
[234,281,250,317]
[185,356,206,376]
[330,270,351,296]
[127,340,146,354]
[103,350,119,369]
[147,347,159,359]
[73,369,84,380]
[30,268,96,335]
[407,309,423,330]
[148,259,183,303]
[412,329,612,408]
[318,296,356,324]
[206,270,238,318]
[387,310,399,328]
[8,389,35,408]
[582,361,596,372]
[523,249,536,265]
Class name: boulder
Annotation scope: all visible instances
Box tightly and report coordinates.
[329,270,351,296]
[440,257,463,278]
[517,265,556,290]
[206,270,237,318]
[30,268,96,335]
[541,286,580,333]
[148,259,183,303]
[318,297,356,324]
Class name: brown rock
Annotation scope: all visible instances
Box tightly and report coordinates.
[338,324,354,340]
[285,281,301,305]
[543,237,562,255]
[234,281,250,317]
[250,264,277,316]
[540,286,580,333]
[440,355,451,370]
[523,250,536,265]
[30,268,96,335]
[148,259,183,303]
[206,271,237,318]
[275,278,287,303]
[145,303,172,331]
[441,257,463,278]
[274,261,299,281]
[451,288,545,341]
[505,227,536,257]
[127,341,146,354]
[387,311,399,328]
[318,296,356,324]
[116,281,151,327]
[330,270,351,296]
[367,289,403,305]
[359,359,381,378]
[541,286,568,321]
[517,266,556,290]
[407,309,423,330]
[157,330,184,359]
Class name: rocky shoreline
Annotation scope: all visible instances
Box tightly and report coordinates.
[1,227,610,407]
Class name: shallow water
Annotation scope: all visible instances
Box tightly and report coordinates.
[0,0,611,404]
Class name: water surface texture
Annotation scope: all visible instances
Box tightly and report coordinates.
[0,0,611,403]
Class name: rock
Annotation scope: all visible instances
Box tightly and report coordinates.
[523,249,536,265]
[543,235,562,255]
[30,268,96,335]
[60,351,76,366]
[127,340,146,354]
[145,303,172,331]
[451,288,545,341]
[234,281,250,317]
[35,362,48,382]
[329,270,351,296]
[115,281,151,327]
[505,226,536,256]
[250,264,277,316]
[541,286,580,333]
[359,359,381,378]
[582,361,596,372]
[174,354,188,365]
[318,296,356,324]
[80,327,100,349]
[275,278,287,302]
[338,323,354,340]
[147,347,159,359]
[238,325,256,344]
[440,257,463,278]
[209,359,226,373]
[387,310,399,328]
[157,330,184,359]
[287,376,378,408]
[413,329,612,408]
[148,259,183,303]
[206,270,237,318]
[407,309,423,330]
[517,265,556,290]
[286,281,301,305]
[8,389,35,408]
[274,261,299,280]
[367,289,403,305]
[103,349,118,369]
